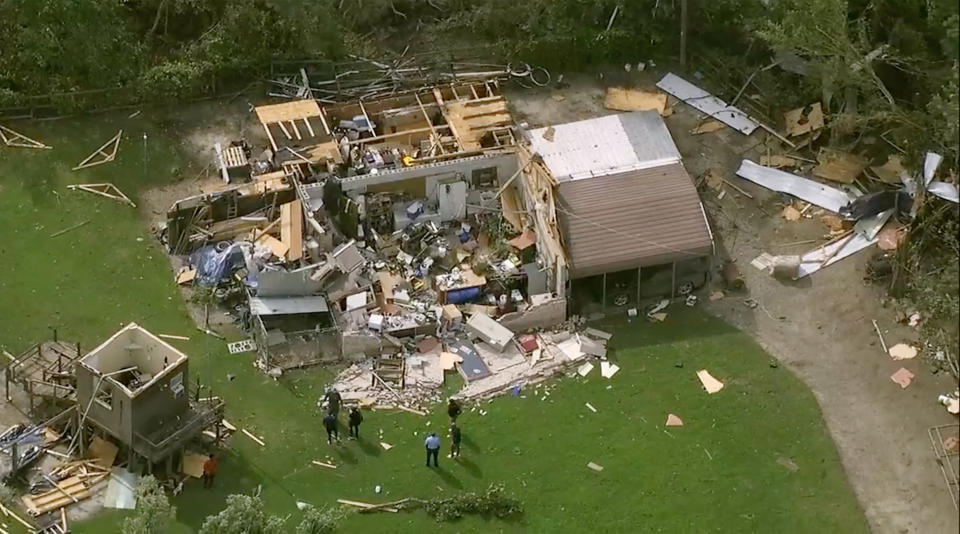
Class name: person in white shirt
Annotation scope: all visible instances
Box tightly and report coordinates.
[424,432,441,467]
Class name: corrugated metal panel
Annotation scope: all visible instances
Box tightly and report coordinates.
[528,111,681,182]
[556,163,713,278]
[656,73,759,135]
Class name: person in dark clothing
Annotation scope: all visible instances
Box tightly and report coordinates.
[324,388,342,417]
[348,407,363,439]
[447,398,462,422]
[323,412,339,444]
[449,423,462,458]
[424,433,440,467]
[202,454,218,488]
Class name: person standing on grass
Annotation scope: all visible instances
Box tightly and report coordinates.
[449,422,462,459]
[447,398,462,423]
[425,432,440,467]
[324,387,342,418]
[348,406,363,439]
[202,454,218,489]
[323,411,339,444]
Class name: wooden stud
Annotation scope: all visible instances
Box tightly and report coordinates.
[277,121,292,140]
[302,117,315,137]
[290,120,302,140]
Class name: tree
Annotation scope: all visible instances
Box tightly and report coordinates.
[122,475,176,534]
[295,505,342,534]
[199,493,285,534]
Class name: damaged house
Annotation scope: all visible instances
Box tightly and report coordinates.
[161,77,713,394]
[74,324,224,474]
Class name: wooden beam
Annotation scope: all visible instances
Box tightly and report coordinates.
[263,123,278,152]
[414,93,445,155]
[277,121,292,140]
[73,130,122,170]
[358,100,376,137]
[302,117,315,137]
[346,126,445,146]
[290,120,302,140]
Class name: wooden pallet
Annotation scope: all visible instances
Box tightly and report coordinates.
[22,471,107,516]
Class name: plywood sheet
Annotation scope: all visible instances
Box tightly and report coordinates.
[604,87,667,114]
[813,149,868,184]
[255,99,322,124]
[88,436,118,468]
[181,451,207,478]
[260,234,290,259]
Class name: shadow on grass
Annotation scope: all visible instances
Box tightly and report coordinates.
[333,444,358,465]
[455,456,482,478]
[356,436,382,457]
[430,465,463,489]
[175,449,267,526]
[461,434,481,452]
[598,307,739,350]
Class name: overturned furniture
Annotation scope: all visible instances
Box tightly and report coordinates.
[73,323,224,474]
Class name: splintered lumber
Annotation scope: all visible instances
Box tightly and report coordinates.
[0,501,36,531]
[22,472,107,515]
[49,219,90,238]
[66,183,136,208]
[242,428,265,447]
[0,124,52,149]
[337,499,399,513]
[73,129,122,170]
[312,460,337,469]
[280,199,303,261]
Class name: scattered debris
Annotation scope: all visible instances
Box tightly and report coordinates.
[872,320,888,354]
[586,462,604,472]
[696,370,724,394]
[797,232,877,278]
[709,291,725,301]
[312,460,337,469]
[691,120,726,135]
[888,344,918,360]
[890,367,915,389]
[577,362,595,377]
[600,361,620,379]
[782,205,802,221]
[158,333,190,341]
[380,442,393,450]
[777,456,800,472]
[242,428,266,446]
[227,339,258,354]
[870,155,908,184]
[584,402,597,413]
[665,414,683,427]
[760,155,798,168]
[49,219,91,238]
[73,129,122,170]
[813,148,868,184]
[877,225,907,250]
[67,183,136,208]
[783,103,824,137]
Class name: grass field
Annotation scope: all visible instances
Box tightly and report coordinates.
[0,111,867,533]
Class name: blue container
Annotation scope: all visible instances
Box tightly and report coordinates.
[446,286,482,304]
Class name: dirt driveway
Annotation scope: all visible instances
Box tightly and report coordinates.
[508,74,959,533]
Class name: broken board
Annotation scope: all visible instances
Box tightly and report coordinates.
[88,435,119,468]
[813,149,868,184]
[180,451,207,478]
[280,199,304,261]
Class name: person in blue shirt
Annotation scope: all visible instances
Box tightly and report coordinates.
[424,432,440,467]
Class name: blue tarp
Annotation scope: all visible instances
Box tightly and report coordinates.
[190,243,247,286]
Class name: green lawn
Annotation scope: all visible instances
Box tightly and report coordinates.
[0,111,867,533]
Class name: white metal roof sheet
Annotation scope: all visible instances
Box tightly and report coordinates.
[528,111,681,182]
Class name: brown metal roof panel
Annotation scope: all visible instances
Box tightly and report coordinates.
[556,163,712,278]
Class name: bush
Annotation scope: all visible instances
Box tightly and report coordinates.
[423,483,522,522]
[122,476,176,534]
[296,505,342,534]
[200,493,285,534]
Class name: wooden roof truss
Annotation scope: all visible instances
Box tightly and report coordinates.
[0,124,51,149]
[73,129,122,170]
[67,183,136,208]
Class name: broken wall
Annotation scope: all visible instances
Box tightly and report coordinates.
[496,296,567,332]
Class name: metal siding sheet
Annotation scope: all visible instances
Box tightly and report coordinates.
[655,73,760,135]
[249,296,330,316]
[557,163,713,278]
